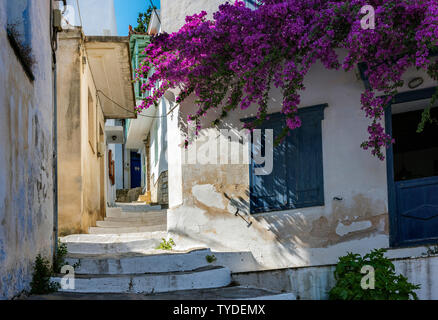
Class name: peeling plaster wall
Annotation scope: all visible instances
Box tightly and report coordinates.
[57,30,83,235]
[0,2,54,299]
[162,0,438,269]
[167,63,436,269]
[57,29,106,235]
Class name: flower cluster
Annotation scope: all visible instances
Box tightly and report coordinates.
[135,0,438,159]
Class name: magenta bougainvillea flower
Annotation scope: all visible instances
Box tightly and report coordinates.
[135,0,438,160]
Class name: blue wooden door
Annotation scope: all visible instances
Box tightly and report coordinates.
[130,152,141,188]
[395,177,438,245]
[386,87,438,246]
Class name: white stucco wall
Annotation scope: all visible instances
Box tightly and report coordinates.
[160,0,438,269]
[161,0,227,33]
[0,1,55,299]
[150,98,169,185]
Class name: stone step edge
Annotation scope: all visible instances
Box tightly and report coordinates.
[65,247,211,260]
[51,266,231,294]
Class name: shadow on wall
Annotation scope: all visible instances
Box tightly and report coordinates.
[168,93,389,268]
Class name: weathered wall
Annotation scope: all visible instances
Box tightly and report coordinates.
[57,29,106,235]
[57,30,82,235]
[0,1,55,299]
[79,30,107,232]
[232,253,438,300]
[168,62,436,269]
[162,0,438,269]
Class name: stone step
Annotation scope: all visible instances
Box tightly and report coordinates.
[66,248,213,275]
[28,286,296,300]
[115,203,162,212]
[104,215,166,223]
[51,266,231,294]
[61,231,168,255]
[96,219,166,228]
[89,225,166,234]
[106,210,166,219]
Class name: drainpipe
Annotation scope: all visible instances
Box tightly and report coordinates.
[53,66,59,259]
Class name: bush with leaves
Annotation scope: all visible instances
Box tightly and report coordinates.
[329,249,420,300]
[29,255,60,295]
[52,240,68,274]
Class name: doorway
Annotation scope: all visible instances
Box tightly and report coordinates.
[386,87,438,247]
[130,151,142,188]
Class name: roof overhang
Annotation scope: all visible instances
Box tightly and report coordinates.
[125,101,157,150]
[85,36,136,119]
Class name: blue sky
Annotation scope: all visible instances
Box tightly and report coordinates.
[114,0,160,36]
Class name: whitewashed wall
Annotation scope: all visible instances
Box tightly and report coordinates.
[150,98,169,186]
[0,1,55,299]
[161,0,438,269]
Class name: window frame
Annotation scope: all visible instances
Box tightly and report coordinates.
[243,104,327,214]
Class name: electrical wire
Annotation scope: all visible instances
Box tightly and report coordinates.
[97,89,179,119]
[148,0,161,25]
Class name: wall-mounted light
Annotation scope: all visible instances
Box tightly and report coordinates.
[408,77,424,89]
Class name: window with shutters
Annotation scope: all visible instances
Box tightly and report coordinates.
[248,104,326,214]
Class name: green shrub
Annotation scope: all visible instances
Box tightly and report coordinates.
[329,249,420,300]
[30,240,79,295]
[29,255,60,295]
[53,240,68,274]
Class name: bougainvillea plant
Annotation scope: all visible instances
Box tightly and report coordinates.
[135,0,438,160]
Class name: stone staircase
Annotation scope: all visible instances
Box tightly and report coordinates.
[88,205,166,235]
[44,203,295,299]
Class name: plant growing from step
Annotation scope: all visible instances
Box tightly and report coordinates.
[329,249,420,300]
[156,238,176,250]
[206,254,217,263]
[53,240,80,273]
[30,239,80,295]
[30,255,60,295]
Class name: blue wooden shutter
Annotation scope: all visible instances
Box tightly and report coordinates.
[250,117,287,213]
[292,105,325,208]
[249,104,326,213]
